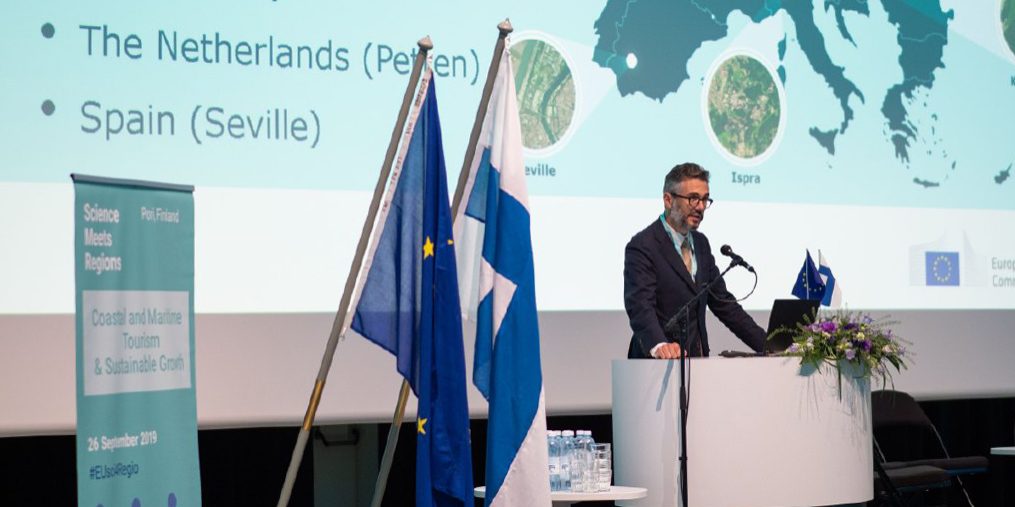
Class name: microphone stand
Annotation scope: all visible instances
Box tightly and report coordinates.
[663,260,740,507]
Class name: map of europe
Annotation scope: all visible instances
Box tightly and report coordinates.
[592,0,970,187]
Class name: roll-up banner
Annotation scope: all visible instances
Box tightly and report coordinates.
[73,174,200,507]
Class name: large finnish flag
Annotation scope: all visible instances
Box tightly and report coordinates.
[454,48,551,507]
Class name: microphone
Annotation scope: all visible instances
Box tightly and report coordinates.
[720,244,755,273]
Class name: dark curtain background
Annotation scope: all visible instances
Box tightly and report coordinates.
[2,398,1012,506]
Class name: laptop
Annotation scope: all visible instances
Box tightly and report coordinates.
[764,299,821,354]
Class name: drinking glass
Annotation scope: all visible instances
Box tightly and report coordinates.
[592,443,612,492]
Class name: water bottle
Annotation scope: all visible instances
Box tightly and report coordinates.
[579,430,590,492]
[573,430,595,492]
[559,430,575,492]
[547,430,561,491]
[582,430,597,492]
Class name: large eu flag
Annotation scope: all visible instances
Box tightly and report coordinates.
[792,249,827,301]
[351,72,473,507]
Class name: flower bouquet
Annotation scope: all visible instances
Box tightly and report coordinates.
[774,310,909,387]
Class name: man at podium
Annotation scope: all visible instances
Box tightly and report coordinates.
[623,162,765,359]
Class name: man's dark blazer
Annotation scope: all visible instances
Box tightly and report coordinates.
[624,220,765,358]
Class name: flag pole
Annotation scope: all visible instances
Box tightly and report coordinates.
[275,36,433,507]
[368,381,410,507]
[368,21,513,507]
[450,19,513,216]
[806,250,812,296]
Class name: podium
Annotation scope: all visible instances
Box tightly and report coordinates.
[612,357,872,507]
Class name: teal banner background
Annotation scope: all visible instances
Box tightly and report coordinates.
[74,178,200,507]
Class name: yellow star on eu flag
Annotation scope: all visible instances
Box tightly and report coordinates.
[417,417,428,435]
[423,236,434,259]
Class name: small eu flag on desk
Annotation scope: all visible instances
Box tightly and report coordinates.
[792,250,826,301]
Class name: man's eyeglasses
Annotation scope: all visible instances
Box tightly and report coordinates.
[668,192,714,209]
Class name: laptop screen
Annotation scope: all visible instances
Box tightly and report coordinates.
[765,299,821,353]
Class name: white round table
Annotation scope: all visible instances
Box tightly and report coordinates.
[991,447,1015,503]
[474,485,647,506]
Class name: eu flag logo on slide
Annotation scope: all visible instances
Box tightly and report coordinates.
[925,251,959,286]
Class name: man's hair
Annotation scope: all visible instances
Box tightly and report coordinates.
[663,162,710,193]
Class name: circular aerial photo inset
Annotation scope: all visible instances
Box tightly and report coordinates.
[509,38,576,151]
[706,54,782,161]
[1002,0,1015,57]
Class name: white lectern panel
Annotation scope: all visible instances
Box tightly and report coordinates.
[612,357,872,507]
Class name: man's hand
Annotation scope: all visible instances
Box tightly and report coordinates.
[652,343,685,359]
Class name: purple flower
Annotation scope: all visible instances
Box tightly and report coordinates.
[845,348,856,360]
[844,322,858,331]
[788,343,801,353]
[862,340,872,352]
[820,321,838,333]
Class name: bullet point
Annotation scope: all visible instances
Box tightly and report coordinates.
[41,23,55,39]
[42,100,55,116]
